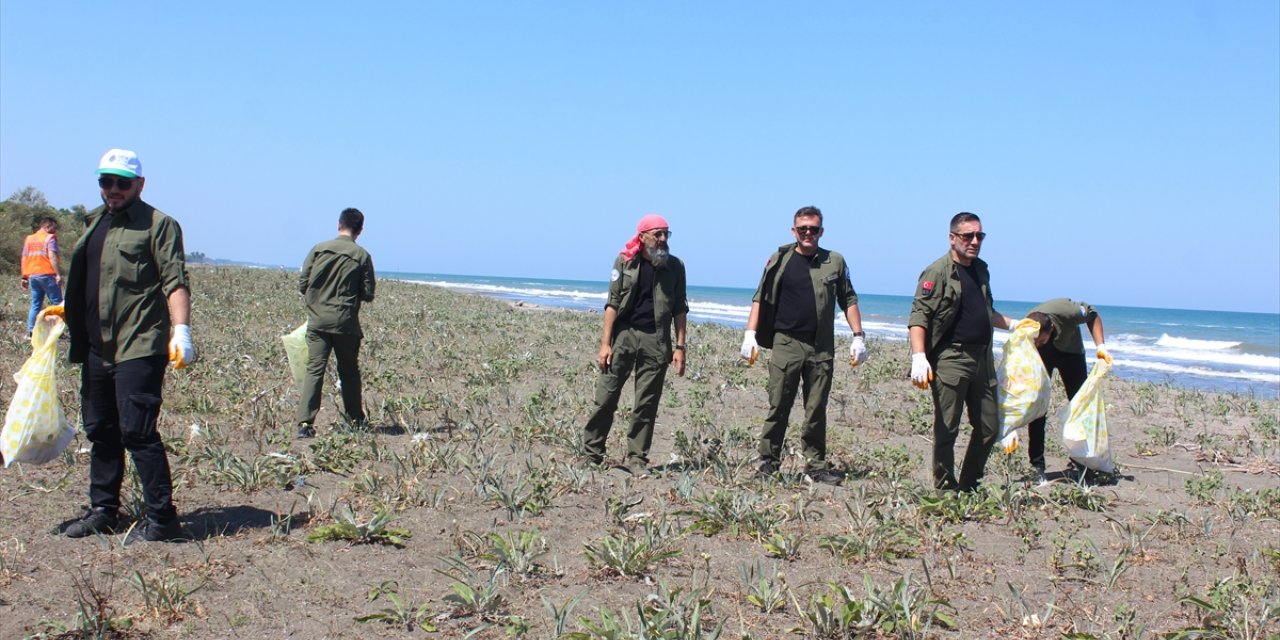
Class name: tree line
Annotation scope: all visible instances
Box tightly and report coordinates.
[0,186,209,275]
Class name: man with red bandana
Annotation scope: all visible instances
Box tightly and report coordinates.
[581,214,688,475]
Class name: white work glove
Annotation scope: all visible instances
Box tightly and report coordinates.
[849,336,868,367]
[1095,343,1112,365]
[740,330,759,364]
[910,352,933,389]
[169,324,197,369]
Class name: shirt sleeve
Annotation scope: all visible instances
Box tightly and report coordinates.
[299,250,313,295]
[1077,301,1097,324]
[151,215,190,296]
[836,256,858,310]
[605,256,626,310]
[674,258,689,316]
[361,254,376,302]
[907,267,937,328]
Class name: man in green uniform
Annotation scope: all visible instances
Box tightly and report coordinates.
[296,208,376,438]
[62,148,195,543]
[1024,299,1110,481]
[908,212,1013,492]
[740,206,867,485]
[582,214,688,475]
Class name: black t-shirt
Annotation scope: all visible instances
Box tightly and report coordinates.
[623,260,656,330]
[774,252,818,333]
[83,211,114,354]
[944,262,990,345]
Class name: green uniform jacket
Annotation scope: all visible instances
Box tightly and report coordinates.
[300,235,375,336]
[606,254,688,359]
[1029,298,1097,354]
[65,200,190,365]
[907,252,997,358]
[751,243,858,355]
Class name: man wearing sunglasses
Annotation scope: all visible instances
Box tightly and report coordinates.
[581,214,688,476]
[908,212,1014,492]
[296,208,376,438]
[740,206,866,485]
[62,148,195,543]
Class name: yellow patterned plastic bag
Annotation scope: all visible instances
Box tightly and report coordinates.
[997,318,1052,453]
[2,308,75,467]
[1061,358,1114,473]
[282,322,308,388]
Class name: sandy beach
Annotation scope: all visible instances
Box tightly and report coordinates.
[1,265,1276,639]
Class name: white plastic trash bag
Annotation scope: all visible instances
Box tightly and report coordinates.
[2,307,75,466]
[997,318,1052,454]
[1061,358,1114,473]
[282,322,308,388]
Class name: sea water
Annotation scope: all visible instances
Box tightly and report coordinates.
[386,271,1280,398]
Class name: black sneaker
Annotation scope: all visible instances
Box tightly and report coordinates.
[806,468,844,486]
[1032,465,1048,486]
[756,460,780,480]
[123,519,186,545]
[65,510,119,538]
[296,423,316,439]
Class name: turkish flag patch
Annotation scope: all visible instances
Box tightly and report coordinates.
[921,281,934,297]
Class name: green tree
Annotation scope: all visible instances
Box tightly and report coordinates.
[0,186,90,275]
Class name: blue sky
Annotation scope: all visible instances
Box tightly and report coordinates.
[3,3,1277,314]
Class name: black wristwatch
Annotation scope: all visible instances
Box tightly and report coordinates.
[851,332,865,337]
[675,344,686,350]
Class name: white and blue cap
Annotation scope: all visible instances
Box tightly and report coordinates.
[97,148,142,178]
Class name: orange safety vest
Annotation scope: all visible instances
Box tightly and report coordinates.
[21,230,57,277]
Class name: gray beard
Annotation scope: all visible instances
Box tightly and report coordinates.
[645,246,669,268]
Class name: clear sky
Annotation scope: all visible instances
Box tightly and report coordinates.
[3,3,1277,314]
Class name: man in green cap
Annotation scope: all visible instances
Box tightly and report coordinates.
[740,206,867,485]
[1024,299,1111,482]
[908,212,1013,492]
[296,207,376,438]
[581,213,688,476]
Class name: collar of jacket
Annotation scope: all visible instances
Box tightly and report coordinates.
[769,242,829,268]
[88,198,151,225]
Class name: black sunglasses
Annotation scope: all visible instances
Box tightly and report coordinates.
[952,231,987,242]
[98,176,136,191]
[795,225,822,235]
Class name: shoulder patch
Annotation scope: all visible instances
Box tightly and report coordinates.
[610,268,620,282]
[921,281,934,297]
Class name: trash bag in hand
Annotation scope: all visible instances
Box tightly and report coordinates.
[1061,358,1114,473]
[997,318,1052,453]
[2,308,75,466]
[282,323,309,388]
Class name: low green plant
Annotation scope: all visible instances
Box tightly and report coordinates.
[479,529,549,578]
[738,560,786,614]
[306,504,411,547]
[132,562,206,623]
[1185,468,1225,504]
[435,556,507,619]
[1172,574,1279,639]
[761,531,804,561]
[583,523,682,578]
[791,574,957,639]
[354,580,436,631]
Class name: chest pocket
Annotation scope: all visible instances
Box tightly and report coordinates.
[114,235,155,290]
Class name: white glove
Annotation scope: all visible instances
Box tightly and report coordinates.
[169,324,197,369]
[1095,343,1112,365]
[849,336,868,367]
[910,352,933,389]
[740,330,759,364]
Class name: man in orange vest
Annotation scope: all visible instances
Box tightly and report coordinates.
[20,216,63,337]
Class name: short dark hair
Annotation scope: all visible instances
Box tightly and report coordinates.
[1026,311,1054,337]
[950,212,981,232]
[37,216,59,232]
[794,206,823,226]
[338,207,364,234]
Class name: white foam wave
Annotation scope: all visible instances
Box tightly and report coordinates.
[1111,359,1280,385]
[1155,334,1242,351]
[417,280,606,302]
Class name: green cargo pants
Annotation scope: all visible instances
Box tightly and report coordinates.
[758,331,833,470]
[582,325,669,464]
[929,342,998,491]
[297,328,365,426]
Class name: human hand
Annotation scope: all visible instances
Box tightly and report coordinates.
[1096,343,1112,365]
[910,352,933,389]
[849,336,867,367]
[19,278,28,291]
[169,324,197,369]
[740,330,758,364]
[596,344,613,372]
[672,348,686,377]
